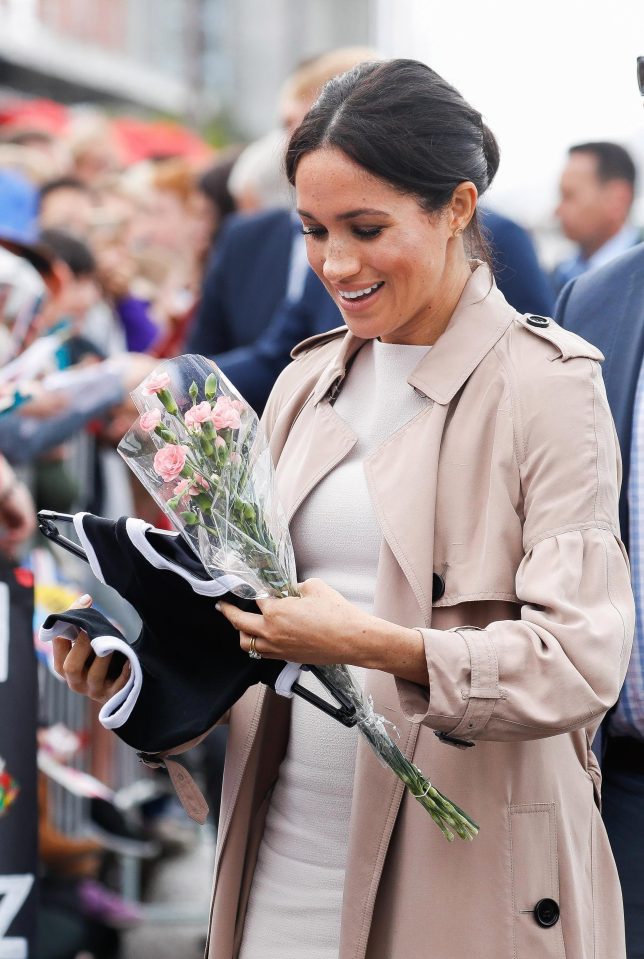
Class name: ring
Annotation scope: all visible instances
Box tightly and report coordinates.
[248,636,262,660]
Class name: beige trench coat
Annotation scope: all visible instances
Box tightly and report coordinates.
[206,264,634,959]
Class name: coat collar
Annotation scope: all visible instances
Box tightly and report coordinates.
[311,263,517,407]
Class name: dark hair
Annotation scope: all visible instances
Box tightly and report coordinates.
[38,176,90,209]
[39,228,96,277]
[198,147,243,223]
[569,141,636,189]
[285,59,500,259]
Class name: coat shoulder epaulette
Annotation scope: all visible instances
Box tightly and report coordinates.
[514,314,604,363]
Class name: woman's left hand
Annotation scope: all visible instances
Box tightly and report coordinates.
[216,578,375,666]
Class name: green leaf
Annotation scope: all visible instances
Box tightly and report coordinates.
[179,511,199,525]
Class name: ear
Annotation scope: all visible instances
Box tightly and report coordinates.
[50,260,73,295]
[603,179,634,218]
[448,181,479,235]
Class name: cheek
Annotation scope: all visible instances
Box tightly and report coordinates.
[304,241,327,279]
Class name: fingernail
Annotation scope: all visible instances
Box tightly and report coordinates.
[215,602,222,612]
[77,594,92,606]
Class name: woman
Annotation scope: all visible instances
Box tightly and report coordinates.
[54,60,633,958]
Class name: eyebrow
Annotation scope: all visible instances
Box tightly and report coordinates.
[297,208,391,221]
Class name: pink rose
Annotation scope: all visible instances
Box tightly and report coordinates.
[143,372,171,395]
[153,444,188,482]
[212,396,242,430]
[185,401,213,430]
[139,409,161,432]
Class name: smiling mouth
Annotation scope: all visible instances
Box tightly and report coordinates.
[338,282,384,302]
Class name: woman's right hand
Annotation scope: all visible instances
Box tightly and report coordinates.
[52,594,130,706]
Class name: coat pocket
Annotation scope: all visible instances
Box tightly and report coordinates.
[509,803,566,959]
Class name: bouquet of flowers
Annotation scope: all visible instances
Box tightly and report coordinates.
[118,355,478,842]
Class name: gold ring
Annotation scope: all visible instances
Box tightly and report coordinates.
[248,636,262,660]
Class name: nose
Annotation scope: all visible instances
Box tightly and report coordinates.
[322,238,361,284]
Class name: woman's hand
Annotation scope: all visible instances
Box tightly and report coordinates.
[217,578,428,683]
[52,595,130,705]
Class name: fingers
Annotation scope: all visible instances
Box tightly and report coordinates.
[216,600,265,638]
[239,631,278,660]
[53,592,93,681]
[51,593,120,703]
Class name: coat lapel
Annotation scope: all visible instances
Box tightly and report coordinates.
[338,269,516,957]
[277,399,358,525]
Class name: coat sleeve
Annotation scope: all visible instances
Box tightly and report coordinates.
[395,351,635,742]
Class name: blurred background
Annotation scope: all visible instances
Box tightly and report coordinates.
[0,1,641,957]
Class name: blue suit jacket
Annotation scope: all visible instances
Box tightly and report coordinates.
[188,209,296,356]
[482,209,555,317]
[555,243,644,553]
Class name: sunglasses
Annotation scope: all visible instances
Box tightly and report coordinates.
[639,56,644,96]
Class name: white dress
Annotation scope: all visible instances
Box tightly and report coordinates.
[238,339,431,959]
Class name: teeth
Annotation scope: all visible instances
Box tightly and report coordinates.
[339,283,381,300]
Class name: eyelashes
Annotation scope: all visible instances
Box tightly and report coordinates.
[300,226,384,240]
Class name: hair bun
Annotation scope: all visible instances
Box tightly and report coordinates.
[481,123,500,190]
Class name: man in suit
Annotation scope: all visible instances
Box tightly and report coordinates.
[552,141,640,295]
[482,208,554,316]
[555,59,644,954]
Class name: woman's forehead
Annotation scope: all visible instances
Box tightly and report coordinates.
[295,147,407,216]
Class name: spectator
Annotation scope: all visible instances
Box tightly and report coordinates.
[188,47,378,392]
[37,228,99,335]
[552,141,640,293]
[227,129,294,213]
[554,58,644,958]
[196,146,243,252]
[481,208,555,316]
[38,176,94,238]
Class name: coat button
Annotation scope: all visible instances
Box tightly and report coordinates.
[432,573,445,602]
[533,898,560,927]
[527,314,550,328]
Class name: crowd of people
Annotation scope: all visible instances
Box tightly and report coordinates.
[0,43,643,959]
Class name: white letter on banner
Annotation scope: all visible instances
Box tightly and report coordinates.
[0,583,8,683]
[0,874,34,958]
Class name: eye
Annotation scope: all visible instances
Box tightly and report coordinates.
[301,226,326,238]
[353,226,383,239]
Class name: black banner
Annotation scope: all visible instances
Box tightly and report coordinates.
[0,561,38,958]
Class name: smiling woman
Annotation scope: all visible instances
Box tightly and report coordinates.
[207,60,636,959]
[53,58,634,959]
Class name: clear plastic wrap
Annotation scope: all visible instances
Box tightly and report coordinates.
[119,355,478,841]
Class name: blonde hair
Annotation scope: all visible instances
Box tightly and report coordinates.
[280,47,380,109]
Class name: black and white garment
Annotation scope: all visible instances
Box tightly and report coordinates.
[39,513,301,756]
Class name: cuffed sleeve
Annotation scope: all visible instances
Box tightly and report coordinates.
[395,527,634,740]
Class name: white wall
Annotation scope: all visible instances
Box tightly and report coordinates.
[373,0,644,231]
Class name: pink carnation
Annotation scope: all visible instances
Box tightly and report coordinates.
[173,478,192,497]
[212,396,242,430]
[153,444,188,482]
[215,436,227,449]
[143,372,171,395]
[139,409,161,432]
[173,473,208,497]
[185,401,213,430]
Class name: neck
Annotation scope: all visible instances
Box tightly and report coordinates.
[380,254,472,346]
[580,222,628,259]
